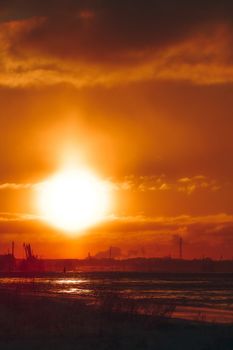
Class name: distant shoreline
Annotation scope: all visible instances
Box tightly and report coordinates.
[4,257,233,273]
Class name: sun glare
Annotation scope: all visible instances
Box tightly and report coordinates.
[37,168,110,233]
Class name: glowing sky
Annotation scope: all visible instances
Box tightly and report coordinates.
[0,0,233,258]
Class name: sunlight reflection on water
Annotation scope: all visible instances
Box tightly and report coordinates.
[0,273,233,323]
[55,279,87,284]
[0,273,232,311]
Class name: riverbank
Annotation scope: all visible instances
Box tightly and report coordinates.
[0,290,232,350]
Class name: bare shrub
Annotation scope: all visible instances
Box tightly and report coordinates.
[93,289,176,325]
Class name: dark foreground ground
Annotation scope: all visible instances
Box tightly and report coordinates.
[0,291,232,350]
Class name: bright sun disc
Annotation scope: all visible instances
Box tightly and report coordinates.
[38,169,110,233]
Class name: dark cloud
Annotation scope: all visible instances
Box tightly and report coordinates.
[3,1,233,42]
[0,0,232,87]
[4,1,233,62]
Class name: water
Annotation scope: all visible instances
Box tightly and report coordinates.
[0,272,233,322]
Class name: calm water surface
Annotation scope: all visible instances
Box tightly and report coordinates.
[0,272,232,309]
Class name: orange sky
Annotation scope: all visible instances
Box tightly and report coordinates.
[0,0,233,259]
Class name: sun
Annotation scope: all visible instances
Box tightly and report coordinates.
[37,168,110,233]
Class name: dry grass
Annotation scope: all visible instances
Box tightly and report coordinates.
[0,289,232,350]
[95,289,176,320]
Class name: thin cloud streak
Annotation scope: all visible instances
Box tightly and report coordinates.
[115,175,222,194]
[0,174,223,195]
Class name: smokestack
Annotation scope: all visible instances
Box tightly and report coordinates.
[179,237,183,259]
[109,246,112,259]
[12,241,15,257]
